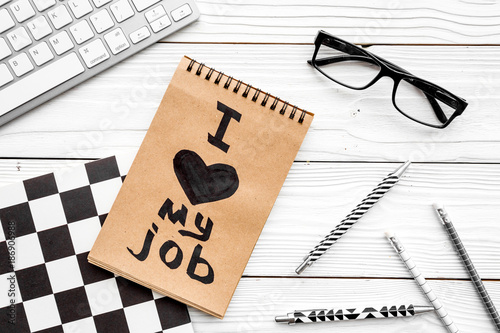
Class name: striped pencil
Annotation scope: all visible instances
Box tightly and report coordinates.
[275,304,434,325]
[296,161,411,274]
[434,204,500,331]
[385,231,460,333]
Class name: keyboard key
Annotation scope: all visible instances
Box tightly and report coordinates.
[9,53,34,76]
[129,26,150,44]
[0,53,85,117]
[70,20,94,44]
[0,64,14,88]
[92,0,111,8]
[0,9,16,34]
[10,0,35,23]
[49,31,74,55]
[171,4,192,22]
[145,4,165,23]
[90,9,114,34]
[48,5,73,29]
[0,38,12,61]
[78,39,109,68]
[27,16,53,41]
[150,15,171,33]
[131,0,159,12]
[29,42,54,66]
[68,0,93,19]
[32,0,56,11]
[0,0,12,6]
[7,27,32,51]
[110,0,134,23]
[104,28,129,55]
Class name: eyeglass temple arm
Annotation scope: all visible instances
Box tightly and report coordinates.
[371,54,412,75]
[311,53,410,75]
[372,54,458,103]
[376,56,460,121]
[309,55,377,66]
[425,93,447,123]
[310,55,449,123]
[408,79,458,122]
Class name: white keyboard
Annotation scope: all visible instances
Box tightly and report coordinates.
[0,0,199,125]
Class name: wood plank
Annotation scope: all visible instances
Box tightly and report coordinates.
[0,44,498,162]
[1,160,499,279]
[189,277,500,332]
[247,162,500,279]
[165,0,500,44]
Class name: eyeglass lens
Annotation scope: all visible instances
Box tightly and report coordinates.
[394,78,457,127]
[316,41,381,89]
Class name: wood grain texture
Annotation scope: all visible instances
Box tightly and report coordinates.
[2,160,499,279]
[1,44,499,162]
[1,2,498,332]
[247,162,500,279]
[164,0,500,44]
[189,277,500,332]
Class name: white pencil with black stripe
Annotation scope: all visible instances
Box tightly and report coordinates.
[434,203,500,331]
[296,161,411,274]
[275,304,434,325]
[385,231,459,333]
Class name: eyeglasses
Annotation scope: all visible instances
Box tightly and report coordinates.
[309,30,468,128]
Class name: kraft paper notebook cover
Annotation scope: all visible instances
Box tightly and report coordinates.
[89,56,314,319]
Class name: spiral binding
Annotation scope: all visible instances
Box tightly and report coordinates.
[270,97,279,110]
[214,72,224,85]
[205,68,215,80]
[261,93,269,106]
[186,58,308,124]
[195,63,204,76]
[242,85,252,98]
[233,80,242,93]
[224,76,232,89]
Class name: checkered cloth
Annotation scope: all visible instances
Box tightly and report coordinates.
[0,156,193,333]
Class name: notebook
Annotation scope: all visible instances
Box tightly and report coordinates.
[0,155,193,333]
[89,56,314,318]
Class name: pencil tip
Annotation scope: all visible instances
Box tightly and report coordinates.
[384,230,395,239]
[295,258,312,274]
[275,315,291,323]
[433,203,444,211]
[433,203,449,224]
[392,160,411,178]
[413,305,436,314]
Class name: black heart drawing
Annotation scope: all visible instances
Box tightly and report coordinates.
[173,150,239,205]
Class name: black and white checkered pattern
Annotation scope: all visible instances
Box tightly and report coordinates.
[0,155,193,333]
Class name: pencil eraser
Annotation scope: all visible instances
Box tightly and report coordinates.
[433,203,444,211]
[384,230,395,239]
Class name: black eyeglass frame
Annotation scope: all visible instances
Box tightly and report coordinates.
[309,30,468,128]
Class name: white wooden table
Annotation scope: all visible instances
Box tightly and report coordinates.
[1,1,499,332]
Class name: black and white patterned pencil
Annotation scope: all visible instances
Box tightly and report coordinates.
[385,231,460,333]
[296,161,411,274]
[275,304,434,325]
[434,203,500,331]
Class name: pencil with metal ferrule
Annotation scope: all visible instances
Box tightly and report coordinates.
[275,304,434,325]
[433,203,500,331]
[385,231,460,333]
[296,161,411,275]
